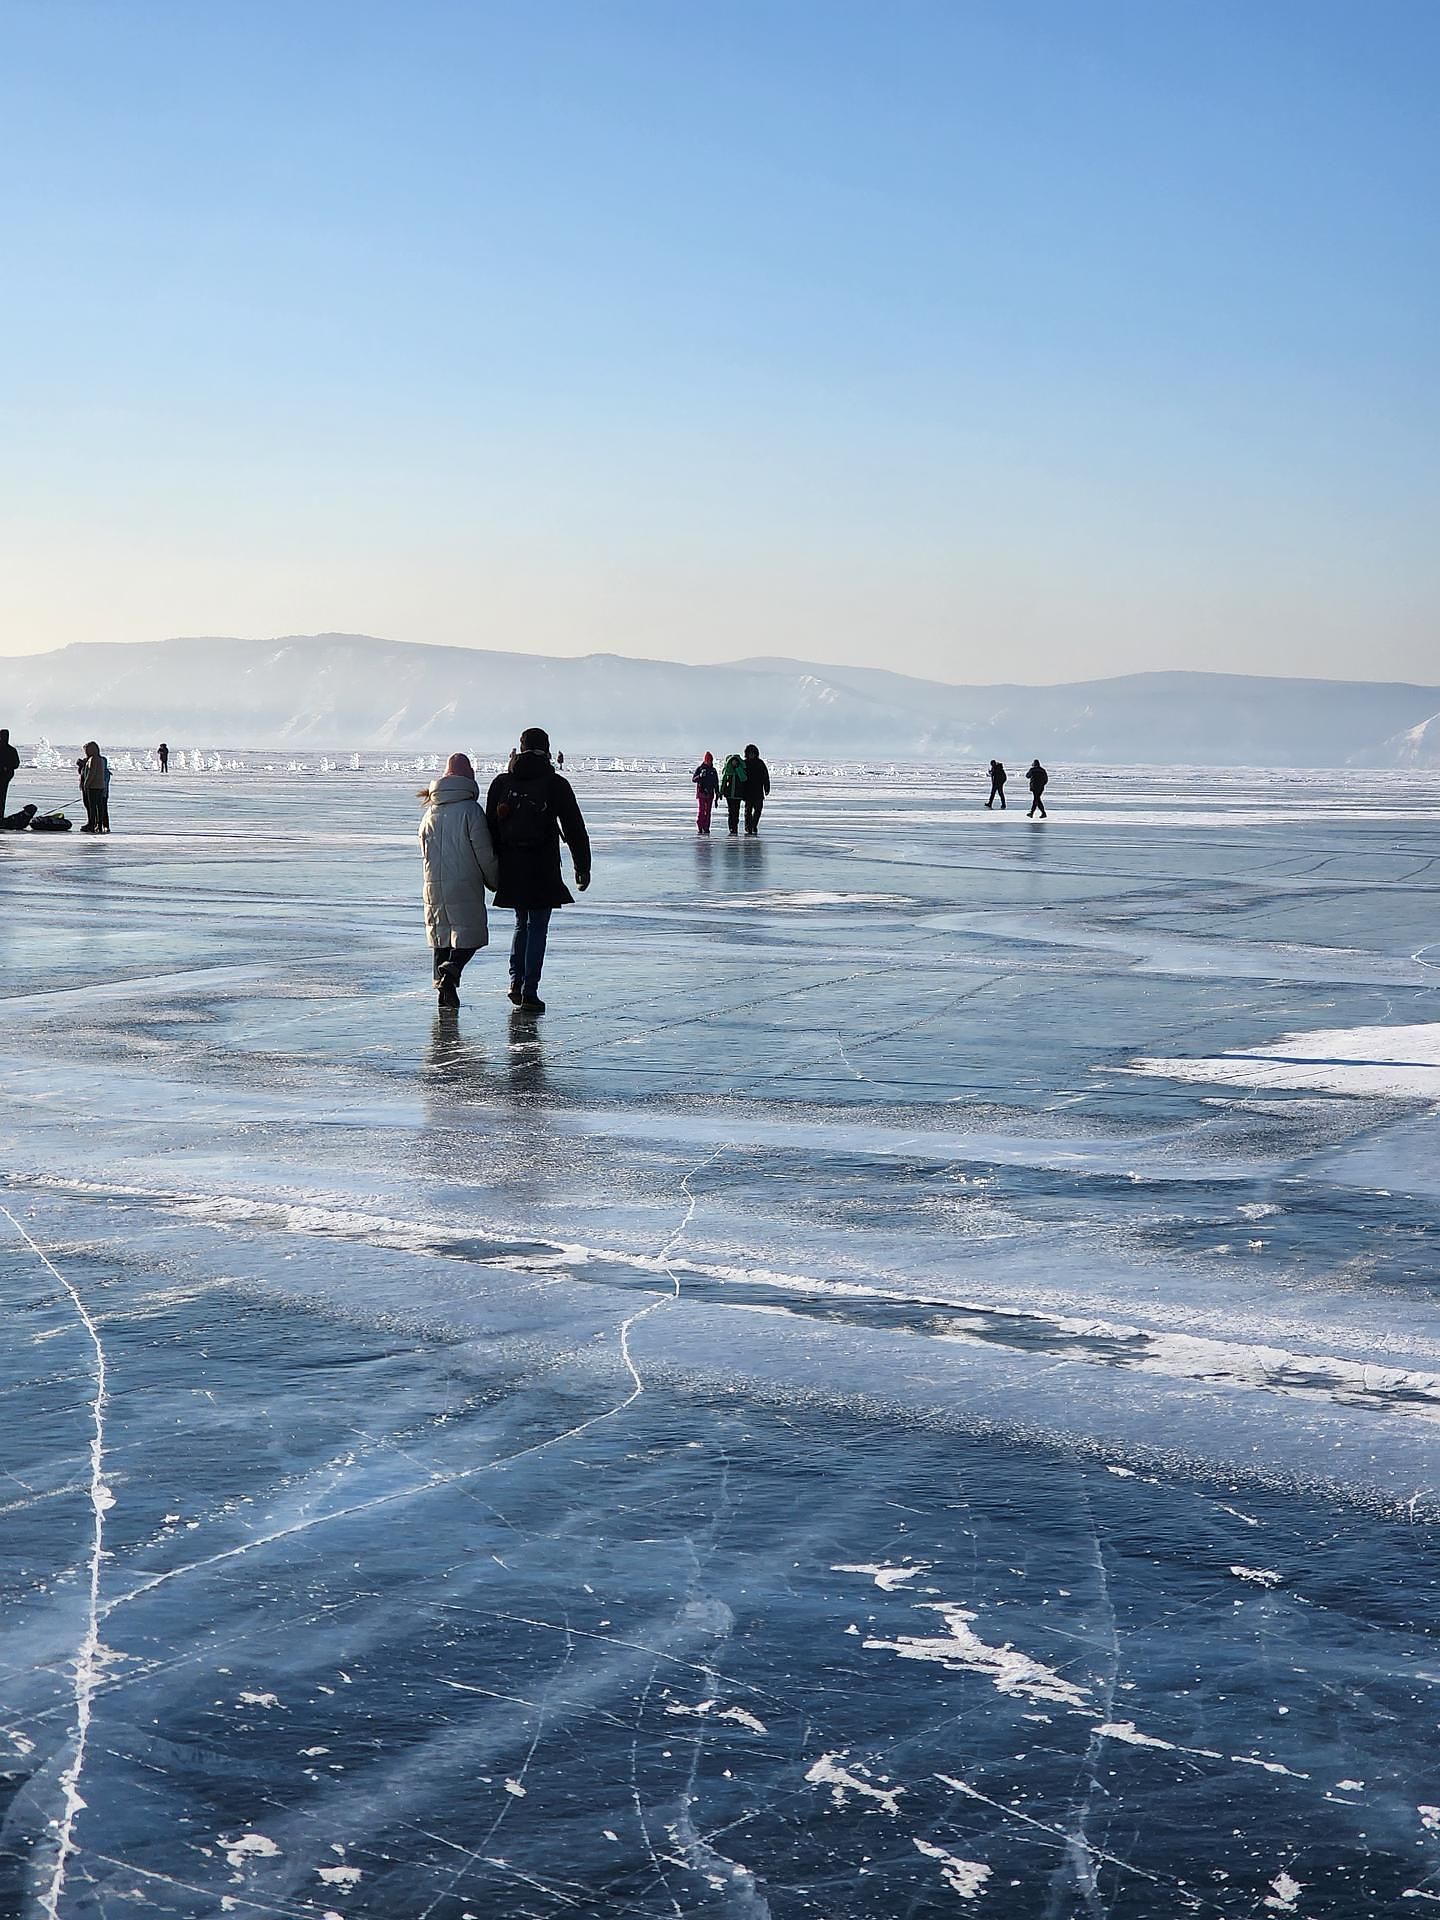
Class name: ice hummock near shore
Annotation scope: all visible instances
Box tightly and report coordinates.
[3,759,1440,1917]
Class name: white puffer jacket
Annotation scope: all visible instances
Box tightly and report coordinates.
[420,775,500,948]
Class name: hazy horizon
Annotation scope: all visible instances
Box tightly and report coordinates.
[3,2,1436,683]
[6,627,1440,695]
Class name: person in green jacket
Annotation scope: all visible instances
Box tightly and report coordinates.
[718,753,746,836]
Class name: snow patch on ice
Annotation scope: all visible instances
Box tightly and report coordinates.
[1264,1869,1303,1910]
[805,1753,904,1814]
[833,1561,929,1591]
[864,1605,1090,1707]
[913,1838,991,1899]
[1130,1021,1440,1099]
[221,1833,280,1874]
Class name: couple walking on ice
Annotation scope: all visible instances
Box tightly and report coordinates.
[692,744,771,835]
[419,727,590,1014]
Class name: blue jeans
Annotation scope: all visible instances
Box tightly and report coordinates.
[509,907,552,995]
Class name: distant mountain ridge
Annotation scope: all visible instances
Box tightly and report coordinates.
[2,633,1438,766]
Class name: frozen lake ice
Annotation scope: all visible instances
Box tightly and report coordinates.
[3,760,1440,1916]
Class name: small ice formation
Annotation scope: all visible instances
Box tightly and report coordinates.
[1263,1869,1303,1910]
[221,1832,281,1874]
[832,1561,929,1591]
[913,1839,992,1900]
[805,1754,904,1815]
[864,1605,1091,1708]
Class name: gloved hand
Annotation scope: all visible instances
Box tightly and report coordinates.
[576,871,591,892]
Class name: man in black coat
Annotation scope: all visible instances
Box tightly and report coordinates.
[0,730,19,819]
[485,727,591,1013]
[742,743,771,835]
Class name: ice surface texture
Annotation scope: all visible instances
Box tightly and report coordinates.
[3,764,1440,1917]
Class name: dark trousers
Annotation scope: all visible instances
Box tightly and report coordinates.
[509,907,552,995]
[725,794,741,834]
[986,781,1005,808]
[82,789,105,831]
[1028,791,1046,817]
[432,944,478,981]
[0,778,10,818]
[744,796,764,834]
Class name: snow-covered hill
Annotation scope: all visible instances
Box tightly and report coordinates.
[2,633,1437,764]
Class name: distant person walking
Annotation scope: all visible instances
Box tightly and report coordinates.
[486,727,591,1014]
[77,741,110,833]
[719,753,746,836]
[742,744,771,835]
[1026,758,1049,818]
[692,752,719,834]
[157,742,169,773]
[0,730,19,817]
[985,759,1007,809]
[419,752,499,1009]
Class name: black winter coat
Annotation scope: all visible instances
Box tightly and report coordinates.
[743,754,771,798]
[485,752,592,909]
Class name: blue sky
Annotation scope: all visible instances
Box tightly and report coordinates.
[2,0,1435,682]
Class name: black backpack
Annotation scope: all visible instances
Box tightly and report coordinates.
[495,780,552,852]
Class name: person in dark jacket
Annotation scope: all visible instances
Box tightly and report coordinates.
[1026,759,1049,818]
[742,744,770,835]
[0,730,19,818]
[2,803,37,831]
[718,753,746,835]
[158,742,169,773]
[985,759,1007,809]
[485,726,591,1013]
[692,752,719,834]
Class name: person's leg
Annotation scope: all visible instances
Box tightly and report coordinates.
[99,793,110,832]
[999,788,1005,808]
[509,913,527,996]
[521,907,551,1001]
[727,796,741,834]
[746,797,763,834]
[449,945,478,980]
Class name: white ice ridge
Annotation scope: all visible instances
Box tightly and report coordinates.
[1128,1020,1440,1099]
[1,1203,113,1920]
[864,1604,1091,1708]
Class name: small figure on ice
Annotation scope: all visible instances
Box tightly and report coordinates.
[692,751,719,834]
[1026,758,1049,818]
[742,744,771,836]
[985,759,1007,809]
[719,752,746,836]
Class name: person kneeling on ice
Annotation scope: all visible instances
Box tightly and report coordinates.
[486,727,591,1014]
[2,803,38,831]
[419,753,500,1009]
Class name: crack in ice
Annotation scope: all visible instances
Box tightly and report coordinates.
[2,1202,113,1920]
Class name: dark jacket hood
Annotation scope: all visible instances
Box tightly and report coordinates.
[510,750,552,782]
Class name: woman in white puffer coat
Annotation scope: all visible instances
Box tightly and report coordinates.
[419,753,500,1007]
